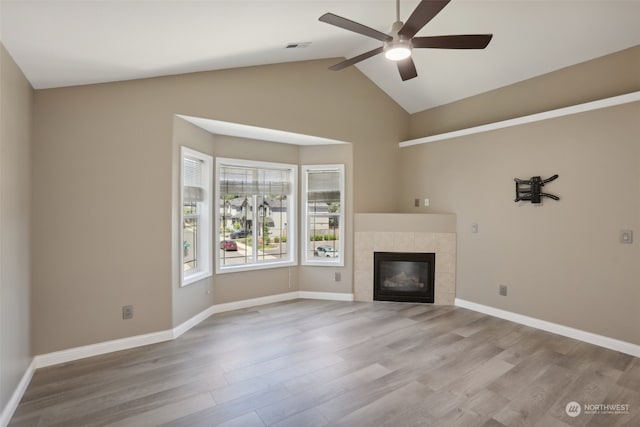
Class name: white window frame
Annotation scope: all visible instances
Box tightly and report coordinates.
[216,157,297,274]
[301,164,345,266]
[181,147,213,287]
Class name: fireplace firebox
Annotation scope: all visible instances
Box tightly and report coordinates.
[374,252,435,303]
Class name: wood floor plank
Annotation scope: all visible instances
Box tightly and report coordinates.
[459,388,510,418]
[215,411,266,427]
[492,364,579,427]
[255,363,392,425]
[102,393,216,427]
[332,381,435,427]
[8,300,639,427]
[269,407,328,427]
[314,367,432,423]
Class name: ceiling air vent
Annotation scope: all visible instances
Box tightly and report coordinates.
[285,42,311,49]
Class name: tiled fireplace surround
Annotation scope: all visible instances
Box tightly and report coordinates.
[354,213,457,305]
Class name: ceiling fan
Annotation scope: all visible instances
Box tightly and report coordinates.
[319,0,493,81]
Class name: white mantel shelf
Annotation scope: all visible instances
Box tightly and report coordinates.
[400,91,640,148]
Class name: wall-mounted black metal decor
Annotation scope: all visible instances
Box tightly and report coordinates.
[514,174,559,204]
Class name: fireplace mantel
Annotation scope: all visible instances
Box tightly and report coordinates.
[354,213,456,304]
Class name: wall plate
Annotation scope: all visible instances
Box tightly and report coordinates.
[620,230,633,244]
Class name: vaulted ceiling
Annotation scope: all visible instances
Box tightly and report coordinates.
[2,0,639,113]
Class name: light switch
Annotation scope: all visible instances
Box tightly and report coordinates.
[620,230,633,244]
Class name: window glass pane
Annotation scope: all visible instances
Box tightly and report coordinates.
[181,147,212,286]
[307,214,340,261]
[219,195,253,267]
[183,156,203,272]
[257,195,288,263]
[218,160,295,271]
[183,203,198,271]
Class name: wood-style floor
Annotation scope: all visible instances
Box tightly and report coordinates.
[9,300,640,427]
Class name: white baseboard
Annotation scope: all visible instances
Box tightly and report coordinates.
[172,291,302,338]
[211,291,300,315]
[455,298,640,358]
[172,291,353,338]
[0,359,36,427]
[298,291,354,301]
[33,329,174,369]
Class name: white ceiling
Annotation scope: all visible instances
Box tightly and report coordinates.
[1,0,639,114]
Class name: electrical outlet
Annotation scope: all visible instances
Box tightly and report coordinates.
[122,305,134,320]
[423,198,430,207]
[471,223,479,234]
[334,272,341,282]
[499,285,507,296]
[414,198,420,208]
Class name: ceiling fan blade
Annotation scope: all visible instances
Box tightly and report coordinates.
[412,34,493,49]
[398,0,450,39]
[329,46,385,71]
[397,57,418,81]
[319,13,392,42]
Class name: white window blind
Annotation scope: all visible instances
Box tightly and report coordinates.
[307,169,341,202]
[183,157,205,203]
[219,166,292,196]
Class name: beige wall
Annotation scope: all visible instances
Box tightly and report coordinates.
[400,47,640,344]
[0,45,33,412]
[32,59,407,353]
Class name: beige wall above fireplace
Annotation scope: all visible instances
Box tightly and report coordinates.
[354,214,457,304]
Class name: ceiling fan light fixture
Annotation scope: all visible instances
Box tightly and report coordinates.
[384,20,411,61]
[384,43,412,61]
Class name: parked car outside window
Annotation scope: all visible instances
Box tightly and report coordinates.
[230,229,251,239]
[220,239,238,251]
[314,245,339,258]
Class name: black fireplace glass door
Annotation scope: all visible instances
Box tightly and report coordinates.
[374,252,435,303]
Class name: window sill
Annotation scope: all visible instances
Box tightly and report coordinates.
[217,260,297,275]
[182,270,212,287]
[302,259,345,267]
